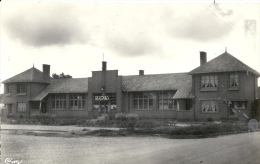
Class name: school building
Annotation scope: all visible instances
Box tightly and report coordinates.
[2,51,259,121]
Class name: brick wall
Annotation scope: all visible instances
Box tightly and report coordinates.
[192,72,257,121]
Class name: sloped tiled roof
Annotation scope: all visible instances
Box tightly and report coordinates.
[30,78,88,101]
[122,73,192,92]
[2,67,51,83]
[173,86,194,99]
[189,52,260,76]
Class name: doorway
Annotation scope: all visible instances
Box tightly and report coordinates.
[41,102,47,113]
[100,101,109,114]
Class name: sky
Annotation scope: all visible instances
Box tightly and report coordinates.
[0,1,260,93]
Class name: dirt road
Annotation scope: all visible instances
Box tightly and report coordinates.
[1,130,260,164]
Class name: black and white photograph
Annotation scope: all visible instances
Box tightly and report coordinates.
[0,0,260,164]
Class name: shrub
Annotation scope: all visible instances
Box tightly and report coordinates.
[135,120,160,129]
[252,99,260,121]
[115,113,138,121]
[31,113,56,119]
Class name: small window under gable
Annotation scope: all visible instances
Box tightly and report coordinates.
[5,84,11,94]
[229,73,239,90]
[17,83,27,94]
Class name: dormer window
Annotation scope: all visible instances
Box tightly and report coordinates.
[17,83,27,94]
[201,75,218,91]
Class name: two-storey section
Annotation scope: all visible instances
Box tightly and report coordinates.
[189,51,260,121]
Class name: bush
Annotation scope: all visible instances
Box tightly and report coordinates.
[31,113,56,119]
[252,99,260,121]
[115,113,138,121]
[135,120,160,129]
[114,113,138,128]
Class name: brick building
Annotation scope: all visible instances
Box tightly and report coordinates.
[2,51,259,121]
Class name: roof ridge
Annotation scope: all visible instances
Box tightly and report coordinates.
[122,72,189,77]
[51,77,88,80]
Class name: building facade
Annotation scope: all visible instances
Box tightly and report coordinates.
[2,51,260,121]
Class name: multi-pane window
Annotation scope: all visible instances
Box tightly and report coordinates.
[230,74,239,87]
[158,92,174,110]
[6,104,13,114]
[70,94,85,110]
[5,84,11,93]
[230,101,247,109]
[17,83,27,94]
[134,92,154,110]
[17,102,26,112]
[52,94,66,109]
[201,100,218,113]
[201,76,218,88]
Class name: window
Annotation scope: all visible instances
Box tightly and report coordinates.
[230,101,247,109]
[52,94,66,109]
[201,76,218,88]
[6,104,13,114]
[70,94,85,110]
[5,84,11,94]
[17,102,26,112]
[201,100,218,113]
[134,92,154,110]
[17,83,27,94]
[92,93,117,110]
[158,92,174,110]
[230,74,239,87]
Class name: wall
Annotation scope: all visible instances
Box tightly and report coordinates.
[127,92,194,120]
[87,70,123,117]
[44,93,89,118]
[193,72,257,121]
[3,83,30,118]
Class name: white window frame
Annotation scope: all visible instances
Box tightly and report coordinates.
[6,104,13,114]
[201,75,218,88]
[201,100,218,113]
[134,92,154,110]
[52,94,66,110]
[5,84,11,94]
[17,83,27,94]
[70,94,85,110]
[230,101,247,109]
[158,92,174,110]
[230,73,239,87]
[17,102,26,112]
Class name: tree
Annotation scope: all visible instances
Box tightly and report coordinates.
[52,72,72,79]
[252,99,260,121]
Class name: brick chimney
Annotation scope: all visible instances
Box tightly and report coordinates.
[139,70,144,75]
[200,51,207,66]
[102,61,107,71]
[43,64,50,82]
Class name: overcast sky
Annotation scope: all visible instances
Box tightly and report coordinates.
[0,1,260,93]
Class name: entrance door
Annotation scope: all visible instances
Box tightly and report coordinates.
[41,102,47,113]
[100,101,109,114]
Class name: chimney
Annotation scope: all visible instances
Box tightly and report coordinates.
[139,70,144,75]
[43,64,50,82]
[102,61,107,71]
[200,51,207,66]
